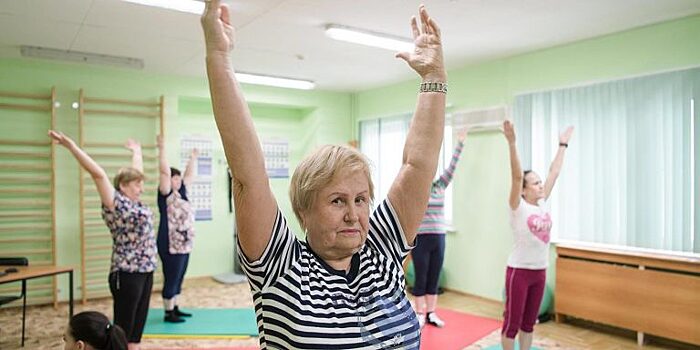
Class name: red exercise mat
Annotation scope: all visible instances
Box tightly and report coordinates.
[420,308,502,350]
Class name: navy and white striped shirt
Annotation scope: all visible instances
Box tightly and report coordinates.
[239,199,420,349]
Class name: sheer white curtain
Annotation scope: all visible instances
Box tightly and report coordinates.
[360,115,409,204]
[360,115,454,223]
[514,67,699,254]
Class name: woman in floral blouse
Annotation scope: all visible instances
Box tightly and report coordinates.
[49,130,156,350]
[155,135,198,323]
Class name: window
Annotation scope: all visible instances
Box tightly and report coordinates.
[360,115,454,224]
[514,67,700,254]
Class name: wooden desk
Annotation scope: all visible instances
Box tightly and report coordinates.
[0,265,74,347]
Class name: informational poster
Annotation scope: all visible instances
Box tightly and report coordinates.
[262,139,289,178]
[181,136,213,221]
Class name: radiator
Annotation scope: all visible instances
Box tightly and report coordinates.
[554,244,700,346]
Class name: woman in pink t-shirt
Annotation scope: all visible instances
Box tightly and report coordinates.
[501,120,573,350]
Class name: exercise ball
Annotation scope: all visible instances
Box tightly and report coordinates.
[539,285,553,316]
[501,284,553,317]
[405,259,446,289]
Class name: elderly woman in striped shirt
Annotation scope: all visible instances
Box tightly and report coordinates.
[201,1,447,348]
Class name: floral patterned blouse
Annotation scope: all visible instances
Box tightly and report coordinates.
[102,190,157,273]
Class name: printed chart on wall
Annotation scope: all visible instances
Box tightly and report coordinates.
[181,136,213,221]
[263,138,289,178]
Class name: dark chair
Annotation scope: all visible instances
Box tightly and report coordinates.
[0,257,29,347]
[0,257,29,305]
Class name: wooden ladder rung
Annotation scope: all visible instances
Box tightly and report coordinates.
[0,188,52,195]
[0,102,51,112]
[0,237,51,243]
[0,176,51,184]
[0,209,51,216]
[83,96,160,107]
[0,224,52,232]
[1,163,51,171]
[85,255,111,262]
[0,140,51,147]
[83,108,159,118]
[0,91,52,100]
[0,151,51,158]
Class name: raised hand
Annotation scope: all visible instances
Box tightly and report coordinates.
[503,120,516,145]
[191,148,200,159]
[48,129,113,206]
[395,5,446,82]
[48,130,76,148]
[156,135,164,150]
[559,126,574,144]
[458,127,469,142]
[201,0,235,55]
[125,139,142,153]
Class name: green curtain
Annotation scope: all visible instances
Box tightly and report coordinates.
[514,67,699,254]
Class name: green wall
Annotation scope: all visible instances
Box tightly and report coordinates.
[0,58,352,301]
[355,14,700,301]
[2,13,699,304]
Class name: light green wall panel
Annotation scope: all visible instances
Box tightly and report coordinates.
[2,13,698,304]
[0,58,351,301]
[355,14,700,301]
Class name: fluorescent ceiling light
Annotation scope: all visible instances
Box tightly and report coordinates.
[325,24,414,52]
[121,0,205,15]
[236,73,315,90]
[21,46,144,70]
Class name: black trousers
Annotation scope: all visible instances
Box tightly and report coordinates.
[109,271,153,343]
[157,241,191,299]
[412,234,445,296]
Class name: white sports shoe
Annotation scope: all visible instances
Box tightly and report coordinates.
[417,313,426,328]
[427,312,445,327]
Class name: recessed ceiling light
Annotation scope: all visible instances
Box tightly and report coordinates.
[325,24,414,52]
[21,46,144,70]
[236,73,315,90]
[121,0,205,15]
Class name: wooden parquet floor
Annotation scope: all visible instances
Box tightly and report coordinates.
[439,290,698,350]
[0,278,696,349]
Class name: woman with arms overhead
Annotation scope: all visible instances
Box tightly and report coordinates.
[49,131,155,350]
[201,1,448,348]
[501,120,573,350]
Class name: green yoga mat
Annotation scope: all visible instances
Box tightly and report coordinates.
[143,308,258,336]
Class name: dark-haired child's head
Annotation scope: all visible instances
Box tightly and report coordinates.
[63,311,127,350]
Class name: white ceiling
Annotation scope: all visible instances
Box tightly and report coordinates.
[1,0,699,91]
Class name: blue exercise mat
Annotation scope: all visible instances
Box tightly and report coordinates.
[143,308,258,336]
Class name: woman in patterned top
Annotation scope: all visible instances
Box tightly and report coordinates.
[49,131,156,350]
[201,1,447,349]
[412,127,467,329]
[156,135,198,323]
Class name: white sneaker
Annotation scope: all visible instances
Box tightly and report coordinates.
[427,312,445,327]
[417,313,426,328]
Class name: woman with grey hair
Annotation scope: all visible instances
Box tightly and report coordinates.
[201,1,447,348]
[49,131,155,350]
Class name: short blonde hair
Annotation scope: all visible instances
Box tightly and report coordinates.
[113,167,145,190]
[290,145,374,228]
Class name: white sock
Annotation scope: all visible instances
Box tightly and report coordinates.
[427,312,445,327]
[163,298,175,311]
